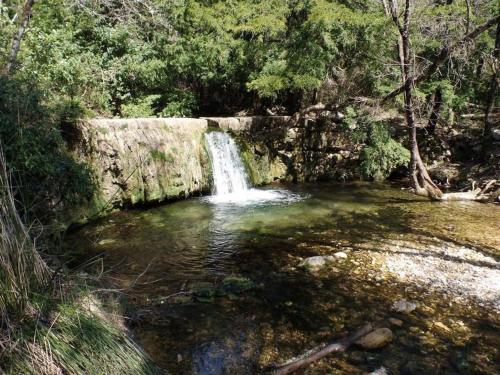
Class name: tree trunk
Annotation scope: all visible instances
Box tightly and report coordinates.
[483,21,500,158]
[465,0,471,34]
[385,1,497,202]
[387,0,443,199]
[2,0,35,76]
[426,87,442,133]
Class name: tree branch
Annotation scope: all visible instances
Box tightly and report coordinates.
[266,324,373,375]
[2,0,35,76]
[383,15,500,102]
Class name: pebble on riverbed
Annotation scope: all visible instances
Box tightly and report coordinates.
[388,318,403,327]
[355,328,393,349]
[392,300,417,314]
[298,255,336,271]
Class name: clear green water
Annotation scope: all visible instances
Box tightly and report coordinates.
[68,182,500,374]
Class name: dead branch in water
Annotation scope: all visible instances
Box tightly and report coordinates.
[440,179,498,202]
[266,323,374,375]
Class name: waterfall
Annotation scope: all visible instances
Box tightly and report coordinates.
[205,132,249,196]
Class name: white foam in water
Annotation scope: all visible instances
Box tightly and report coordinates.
[205,132,302,205]
[207,188,301,205]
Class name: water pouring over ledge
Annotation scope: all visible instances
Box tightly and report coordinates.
[204,131,302,204]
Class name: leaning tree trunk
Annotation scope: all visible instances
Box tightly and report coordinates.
[2,0,35,75]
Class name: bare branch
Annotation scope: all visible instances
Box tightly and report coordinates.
[2,0,35,76]
[383,15,500,102]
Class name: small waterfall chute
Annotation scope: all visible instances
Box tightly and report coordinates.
[205,131,302,205]
[205,131,249,196]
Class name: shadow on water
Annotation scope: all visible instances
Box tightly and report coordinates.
[66,182,500,374]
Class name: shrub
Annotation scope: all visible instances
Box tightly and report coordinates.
[360,122,410,181]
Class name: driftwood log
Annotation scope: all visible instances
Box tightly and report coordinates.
[266,323,374,375]
[440,180,498,202]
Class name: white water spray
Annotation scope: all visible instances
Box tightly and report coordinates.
[205,131,249,196]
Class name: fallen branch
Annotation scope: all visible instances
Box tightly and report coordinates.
[266,323,373,375]
[460,113,500,120]
[440,179,498,202]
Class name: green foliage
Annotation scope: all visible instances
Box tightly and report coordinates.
[160,90,198,117]
[248,0,389,101]
[150,149,174,163]
[0,76,94,222]
[3,0,495,117]
[360,123,410,181]
[122,95,161,118]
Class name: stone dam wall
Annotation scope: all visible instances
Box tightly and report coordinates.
[66,116,361,225]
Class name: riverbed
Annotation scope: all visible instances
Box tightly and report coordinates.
[67,182,500,374]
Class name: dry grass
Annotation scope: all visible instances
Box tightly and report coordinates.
[0,148,50,327]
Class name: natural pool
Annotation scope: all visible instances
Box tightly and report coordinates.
[67,182,500,374]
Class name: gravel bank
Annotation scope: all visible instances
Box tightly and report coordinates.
[366,238,500,311]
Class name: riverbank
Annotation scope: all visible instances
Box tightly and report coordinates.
[62,115,498,230]
[1,290,160,375]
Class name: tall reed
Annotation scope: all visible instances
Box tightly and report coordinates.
[0,148,50,326]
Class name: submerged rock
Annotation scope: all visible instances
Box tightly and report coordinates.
[355,328,393,349]
[388,318,403,327]
[220,276,254,294]
[299,255,336,271]
[191,282,217,302]
[392,300,417,313]
[334,251,348,259]
[97,239,116,245]
[369,368,389,375]
[432,321,452,333]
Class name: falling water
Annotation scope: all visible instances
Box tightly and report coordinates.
[205,132,249,196]
[205,131,303,204]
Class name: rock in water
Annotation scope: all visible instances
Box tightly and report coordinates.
[369,367,389,375]
[355,328,393,349]
[334,251,348,259]
[388,318,403,327]
[392,299,417,313]
[299,256,336,271]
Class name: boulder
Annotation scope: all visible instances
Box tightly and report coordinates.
[355,328,393,349]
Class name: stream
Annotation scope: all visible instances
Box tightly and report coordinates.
[67,181,500,374]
